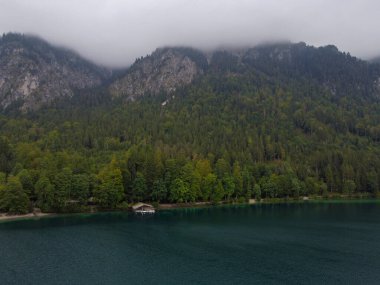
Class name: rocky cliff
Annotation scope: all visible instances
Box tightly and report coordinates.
[109,47,207,100]
[0,33,110,111]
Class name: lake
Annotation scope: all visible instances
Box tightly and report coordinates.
[0,201,380,284]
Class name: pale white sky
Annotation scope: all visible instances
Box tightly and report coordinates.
[1,0,379,67]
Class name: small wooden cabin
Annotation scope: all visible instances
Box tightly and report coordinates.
[132,203,155,214]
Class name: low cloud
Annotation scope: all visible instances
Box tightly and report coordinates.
[0,0,379,67]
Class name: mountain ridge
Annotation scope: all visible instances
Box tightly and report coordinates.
[109,41,380,102]
[0,32,380,111]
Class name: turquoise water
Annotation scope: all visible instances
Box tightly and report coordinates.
[1,201,380,284]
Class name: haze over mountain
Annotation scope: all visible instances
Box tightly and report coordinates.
[1,33,379,111]
[0,28,379,216]
[1,0,380,67]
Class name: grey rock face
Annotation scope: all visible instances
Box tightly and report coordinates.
[375,77,380,94]
[0,34,110,111]
[110,48,204,99]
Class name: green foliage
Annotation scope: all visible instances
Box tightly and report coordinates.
[95,162,124,208]
[253,184,261,200]
[151,179,167,202]
[35,175,54,212]
[222,175,235,201]
[132,172,148,201]
[53,167,73,211]
[343,179,356,195]
[169,178,188,203]
[0,176,29,214]
[0,136,14,174]
[72,174,90,203]
[203,173,217,201]
[0,172,6,184]
[233,162,243,198]
[215,158,230,179]
[17,169,34,198]
[211,180,224,204]
[260,176,278,199]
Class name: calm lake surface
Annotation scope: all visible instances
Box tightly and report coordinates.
[0,201,380,284]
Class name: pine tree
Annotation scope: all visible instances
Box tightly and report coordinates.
[132,172,148,201]
[151,179,167,202]
[53,167,73,211]
[35,175,55,212]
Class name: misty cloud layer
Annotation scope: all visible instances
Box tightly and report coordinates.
[0,0,379,67]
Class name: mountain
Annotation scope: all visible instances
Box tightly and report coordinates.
[110,42,380,102]
[1,34,379,109]
[0,33,110,111]
[1,35,380,214]
[240,43,380,97]
[109,47,207,100]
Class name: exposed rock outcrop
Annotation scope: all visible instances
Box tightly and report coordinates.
[0,33,110,111]
[109,47,206,100]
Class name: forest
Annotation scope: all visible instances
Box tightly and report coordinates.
[1,44,380,214]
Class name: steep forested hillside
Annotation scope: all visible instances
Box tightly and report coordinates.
[1,38,380,214]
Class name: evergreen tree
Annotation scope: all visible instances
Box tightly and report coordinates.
[253,184,261,200]
[17,169,34,199]
[203,173,217,201]
[222,175,235,201]
[0,137,14,174]
[132,172,148,201]
[53,167,73,210]
[215,158,230,179]
[35,175,54,212]
[211,180,224,204]
[151,179,167,202]
[232,162,243,198]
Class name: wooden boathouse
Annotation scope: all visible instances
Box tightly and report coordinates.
[132,203,156,214]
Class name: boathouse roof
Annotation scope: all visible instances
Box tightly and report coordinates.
[132,203,155,210]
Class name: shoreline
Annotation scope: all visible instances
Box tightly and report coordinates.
[157,194,378,209]
[0,195,377,223]
[0,212,54,222]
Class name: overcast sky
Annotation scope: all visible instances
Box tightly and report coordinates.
[0,0,379,67]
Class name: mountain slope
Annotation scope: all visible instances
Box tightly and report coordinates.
[109,47,207,99]
[1,37,380,214]
[0,33,111,111]
[109,43,380,103]
[242,43,380,99]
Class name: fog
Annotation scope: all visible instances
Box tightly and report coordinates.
[0,0,379,67]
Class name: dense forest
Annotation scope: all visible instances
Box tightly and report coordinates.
[1,42,380,214]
